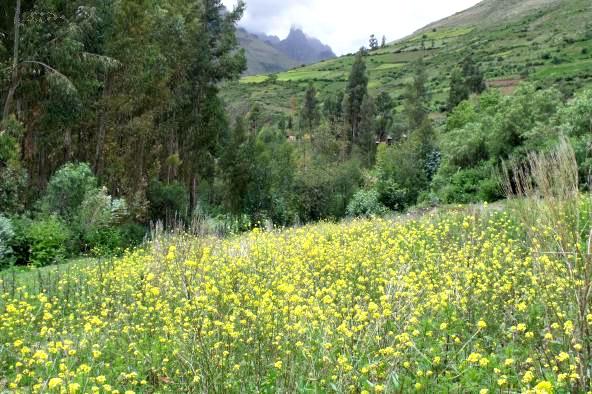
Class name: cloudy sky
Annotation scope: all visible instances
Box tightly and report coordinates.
[221,0,481,55]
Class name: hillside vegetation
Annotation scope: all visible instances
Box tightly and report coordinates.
[222,0,592,120]
[2,0,592,272]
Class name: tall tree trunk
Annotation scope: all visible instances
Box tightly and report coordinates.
[190,175,197,217]
[2,0,21,123]
[64,128,73,161]
[94,73,111,176]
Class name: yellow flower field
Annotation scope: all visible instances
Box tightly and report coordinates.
[1,208,591,393]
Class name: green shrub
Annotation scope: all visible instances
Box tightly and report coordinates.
[41,163,132,256]
[436,164,500,204]
[43,163,97,218]
[26,216,70,267]
[294,159,362,222]
[7,216,31,265]
[75,187,129,253]
[0,215,15,268]
[376,178,409,211]
[119,223,147,248]
[83,223,146,257]
[346,189,389,217]
[83,227,124,257]
[147,180,189,224]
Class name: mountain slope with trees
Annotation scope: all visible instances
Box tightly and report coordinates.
[223,0,592,122]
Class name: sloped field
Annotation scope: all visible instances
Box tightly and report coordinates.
[1,207,590,393]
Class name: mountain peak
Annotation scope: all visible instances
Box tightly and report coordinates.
[278,27,336,65]
[287,26,307,38]
[238,26,335,75]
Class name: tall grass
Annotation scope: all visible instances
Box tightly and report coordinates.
[502,138,592,389]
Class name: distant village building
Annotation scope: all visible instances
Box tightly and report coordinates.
[376,135,394,146]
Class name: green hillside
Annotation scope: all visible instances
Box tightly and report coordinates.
[221,0,592,121]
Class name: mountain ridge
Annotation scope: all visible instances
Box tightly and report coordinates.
[238,27,336,76]
[416,0,563,32]
[276,27,336,65]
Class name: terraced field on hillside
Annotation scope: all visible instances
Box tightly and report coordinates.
[221,0,592,123]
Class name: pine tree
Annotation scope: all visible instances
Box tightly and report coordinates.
[447,55,485,111]
[369,35,379,51]
[248,104,262,134]
[358,94,377,166]
[287,115,293,130]
[375,91,394,141]
[403,59,430,132]
[220,118,253,214]
[323,91,344,126]
[167,0,247,212]
[343,50,369,148]
[462,55,486,94]
[447,68,470,110]
[381,35,387,48]
[301,82,320,134]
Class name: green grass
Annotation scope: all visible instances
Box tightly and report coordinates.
[535,59,592,79]
[240,75,269,84]
[0,258,97,294]
[277,69,345,82]
[408,27,474,42]
[374,63,405,71]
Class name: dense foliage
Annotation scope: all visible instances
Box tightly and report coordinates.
[2,0,592,268]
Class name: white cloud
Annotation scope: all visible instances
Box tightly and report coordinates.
[223,0,481,55]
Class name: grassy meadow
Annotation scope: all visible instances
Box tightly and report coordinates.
[3,1,592,391]
[2,193,592,393]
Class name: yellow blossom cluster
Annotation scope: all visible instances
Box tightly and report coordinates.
[1,210,590,392]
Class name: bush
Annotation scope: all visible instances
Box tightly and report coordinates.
[26,216,70,267]
[83,227,124,257]
[294,160,362,222]
[346,189,389,217]
[376,178,409,211]
[435,164,500,204]
[0,215,15,268]
[119,223,147,248]
[75,187,129,252]
[147,180,189,224]
[43,163,97,218]
[83,222,146,257]
[7,216,32,265]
